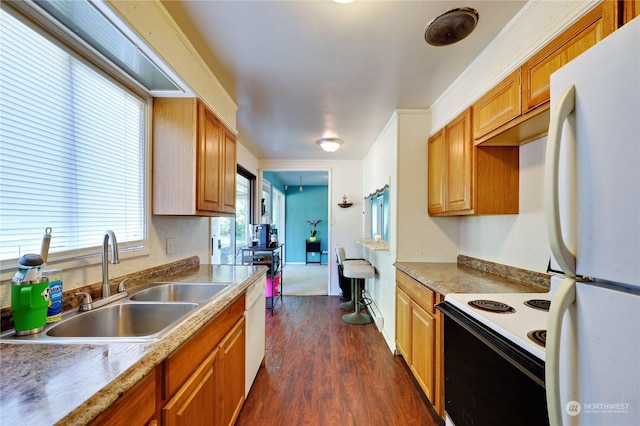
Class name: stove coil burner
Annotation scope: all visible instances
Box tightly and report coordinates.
[467,299,515,313]
[527,329,547,347]
[524,299,551,311]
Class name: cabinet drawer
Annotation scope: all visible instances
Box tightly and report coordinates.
[396,271,435,313]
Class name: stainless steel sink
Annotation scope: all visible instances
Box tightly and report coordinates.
[129,283,231,303]
[44,302,198,340]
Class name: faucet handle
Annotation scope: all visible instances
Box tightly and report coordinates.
[117,278,130,293]
[75,292,94,312]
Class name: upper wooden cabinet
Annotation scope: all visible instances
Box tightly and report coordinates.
[476,3,614,146]
[444,110,473,213]
[428,109,519,216]
[428,110,472,215]
[521,5,611,113]
[472,69,521,140]
[604,0,640,28]
[153,98,236,216]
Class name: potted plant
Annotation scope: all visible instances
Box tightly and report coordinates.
[306,219,321,242]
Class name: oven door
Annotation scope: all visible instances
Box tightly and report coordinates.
[437,302,549,426]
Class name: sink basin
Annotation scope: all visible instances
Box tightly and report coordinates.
[45,302,198,339]
[130,283,231,303]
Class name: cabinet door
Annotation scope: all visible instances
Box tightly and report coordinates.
[472,69,521,139]
[197,103,223,212]
[410,303,435,401]
[427,129,446,214]
[395,287,411,360]
[217,317,245,426]
[521,5,610,112]
[445,109,473,213]
[221,127,237,213]
[163,349,218,426]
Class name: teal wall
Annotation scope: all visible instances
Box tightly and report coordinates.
[262,172,286,218]
[285,185,328,263]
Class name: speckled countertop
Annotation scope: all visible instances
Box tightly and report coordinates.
[0,264,266,426]
[394,255,551,296]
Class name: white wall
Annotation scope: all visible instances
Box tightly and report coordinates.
[362,113,398,350]
[460,138,549,272]
[396,111,460,262]
[259,159,363,297]
[361,110,460,350]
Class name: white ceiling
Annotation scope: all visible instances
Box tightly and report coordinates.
[162,1,527,161]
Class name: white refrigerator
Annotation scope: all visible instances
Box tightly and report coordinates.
[545,16,640,426]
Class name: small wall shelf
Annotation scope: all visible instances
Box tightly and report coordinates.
[338,202,353,208]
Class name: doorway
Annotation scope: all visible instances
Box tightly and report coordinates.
[261,169,331,296]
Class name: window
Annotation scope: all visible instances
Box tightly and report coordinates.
[211,166,255,265]
[0,7,145,262]
[367,186,390,241]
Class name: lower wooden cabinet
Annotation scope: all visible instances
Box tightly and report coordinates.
[90,370,157,426]
[93,294,247,426]
[395,270,444,417]
[163,350,219,426]
[217,317,246,426]
[162,315,245,426]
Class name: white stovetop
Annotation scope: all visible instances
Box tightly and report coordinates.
[445,291,552,361]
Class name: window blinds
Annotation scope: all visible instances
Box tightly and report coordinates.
[0,8,144,261]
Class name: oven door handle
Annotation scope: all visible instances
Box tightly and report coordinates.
[546,277,576,426]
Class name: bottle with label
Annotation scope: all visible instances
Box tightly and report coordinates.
[43,269,63,323]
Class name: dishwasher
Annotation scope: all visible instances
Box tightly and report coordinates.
[245,275,266,397]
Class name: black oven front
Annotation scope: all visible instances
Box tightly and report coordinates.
[436,303,549,426]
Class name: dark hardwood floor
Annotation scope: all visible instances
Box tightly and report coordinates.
[236,296,441,426]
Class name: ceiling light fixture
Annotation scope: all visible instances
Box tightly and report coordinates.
[299,176,303,192]
[316,137,343,152]
[425,7,479,46]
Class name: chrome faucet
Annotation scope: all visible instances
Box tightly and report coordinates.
[102,230,120,298]
[75,231,128,312]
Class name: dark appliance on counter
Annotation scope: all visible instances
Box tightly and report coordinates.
[255,224,271,248]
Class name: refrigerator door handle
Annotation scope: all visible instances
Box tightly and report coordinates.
[546,277,576,426]
[545,84,577,277]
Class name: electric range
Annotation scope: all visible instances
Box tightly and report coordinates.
[444,291,552,361]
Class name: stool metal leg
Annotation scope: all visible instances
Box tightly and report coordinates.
[342,277,372,325]
[340,279,355,310]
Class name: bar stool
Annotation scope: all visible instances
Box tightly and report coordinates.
[341,262,374,325]
[335,246,368,310]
